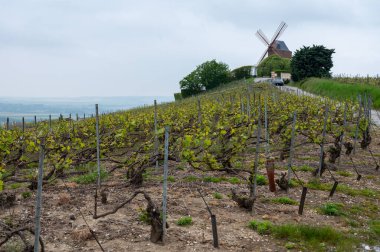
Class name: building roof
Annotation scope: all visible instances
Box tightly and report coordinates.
[274,40,290,51]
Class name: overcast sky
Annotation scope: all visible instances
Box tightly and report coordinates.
[0,0,379,97]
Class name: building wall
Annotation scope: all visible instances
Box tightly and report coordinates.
[268,48,292,59]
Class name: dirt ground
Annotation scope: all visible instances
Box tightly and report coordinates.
[1,132,380,252]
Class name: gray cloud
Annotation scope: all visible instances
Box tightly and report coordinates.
[0,0,379,97]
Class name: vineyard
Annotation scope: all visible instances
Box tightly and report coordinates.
[0,79,379,251]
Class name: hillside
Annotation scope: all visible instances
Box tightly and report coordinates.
[0,79,379,251]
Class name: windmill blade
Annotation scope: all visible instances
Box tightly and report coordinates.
[255,29,270,45]
[257,48,269,65]
[270,21,288,45]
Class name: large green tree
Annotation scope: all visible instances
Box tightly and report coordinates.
[257,55,290,77]
[291,45,335,81]
[180,60,230,98]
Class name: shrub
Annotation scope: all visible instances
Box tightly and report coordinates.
[231,66,252,80]
[177,216,192,226]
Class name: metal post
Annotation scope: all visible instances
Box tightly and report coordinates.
[162,126,170,242]
[6,117,9,130]
[34,116,37,125]
[288,112,297,184]
[95,104,101,188]
[337,103,347,165]
[22,117,25,132]
[154,100,158,168]
[318,106,329,177]
[34,145,45,252]
[253,105,262,200]
[353,102,362,155]
[197,98,202,125]
[49,115,51,131]
[76,113,79,121]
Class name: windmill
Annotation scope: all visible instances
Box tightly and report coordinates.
[255,21,292,65]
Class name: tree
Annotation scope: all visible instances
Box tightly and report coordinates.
[231,66,253,80]
[197,60,230,90]
[256,55,290,77]
[291,45,335,81]
[180,60,230,98]
[180,71,202,98]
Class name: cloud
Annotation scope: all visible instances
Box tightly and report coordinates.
[0,0,379,97]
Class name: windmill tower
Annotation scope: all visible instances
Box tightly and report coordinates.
[255,21,292,65]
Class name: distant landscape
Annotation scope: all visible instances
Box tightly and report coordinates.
[0,96,173,124]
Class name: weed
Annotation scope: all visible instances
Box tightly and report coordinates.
[177,216,192,226]
[71,169,108,184]
[183,175,198,182]
[319,203,344,216]
[369,220,380,237]
[288,179,300,188]
[138,209,151,224]
[248,220,273,235]
[203,176,223,183]
[10,183,22,190]
[256,175,268,186]
[294,165,314,172]
[228,177,241,184]
[21,191,31,199]
[336,171,353,177]
[167,176,175,182]
[213,192,223,199]
[272,197,298,205]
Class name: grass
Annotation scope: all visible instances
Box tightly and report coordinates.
[307,179,379,198]
[248,220,273,235]
[336,171,353,177]
[272,197,298,205]
[71,169,108,184]
[293,165,314,172]
[291,77,380,109]
[183,175,199,182]
[167,176,175,182]
[213,192,223,199]
[319,203,344,216]
[177,216,192,226]
[202,176,242,184]
[203,176,223,183]
[248,220,357,250]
